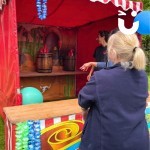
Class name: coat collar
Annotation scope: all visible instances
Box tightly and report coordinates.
[106,63,121,70]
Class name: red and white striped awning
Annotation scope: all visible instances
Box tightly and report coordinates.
[90,0,143,12]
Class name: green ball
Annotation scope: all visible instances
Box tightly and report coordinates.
[21,87,43,105]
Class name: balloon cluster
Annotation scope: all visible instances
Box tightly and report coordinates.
[15,120,41,150]
[36,0,47,20]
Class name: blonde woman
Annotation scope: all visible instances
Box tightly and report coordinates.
[78,31,149,150]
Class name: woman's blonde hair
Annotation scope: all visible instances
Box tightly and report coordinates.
[107,31,146,70]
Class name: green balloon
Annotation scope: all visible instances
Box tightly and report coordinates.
[21,87,43,105]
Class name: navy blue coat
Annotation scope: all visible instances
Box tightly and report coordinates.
[78,64,149,150]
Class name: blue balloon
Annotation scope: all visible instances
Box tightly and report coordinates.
[21,87,43,105]
[134,11,150,35]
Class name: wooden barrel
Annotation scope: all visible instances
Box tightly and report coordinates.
[36,53,53,73]
[63,56,75,71]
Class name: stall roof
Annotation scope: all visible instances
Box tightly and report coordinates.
[16,0,142,28]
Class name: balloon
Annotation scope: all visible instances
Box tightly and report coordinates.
[21,87,43,105]
[134,11,150,35]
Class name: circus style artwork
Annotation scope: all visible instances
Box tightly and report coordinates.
[15,114,83,150]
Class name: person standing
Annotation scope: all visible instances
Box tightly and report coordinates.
[81,29,119,80]
[93,30,109,66]
[78,31,149,150]
[86,30,109,80]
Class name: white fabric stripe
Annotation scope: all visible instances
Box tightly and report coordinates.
[136,2,141,12]
[129,1,134,11]
[69,114,76,120]
[90,0,112,4]
[54,117,61,124]
[6,119,9,150]
[122,0,126,10]
[6,118,10,150]
[89,0,142,12]
[114,0,119,7]
[10,122,12,150]
[40,120,45,130]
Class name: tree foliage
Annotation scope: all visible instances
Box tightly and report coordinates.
[142,0,150,10]
[140,0,150,55]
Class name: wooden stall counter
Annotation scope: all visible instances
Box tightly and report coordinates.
[4,99,83,150]
[4,99,81,124]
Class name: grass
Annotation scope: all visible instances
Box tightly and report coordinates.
[0,116,5,150]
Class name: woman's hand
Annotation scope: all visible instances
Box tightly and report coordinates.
[81,108,89,121]
[80,62,97,71]
[80,62,92,71]
[87,74,91,81]
[82,110,89,121]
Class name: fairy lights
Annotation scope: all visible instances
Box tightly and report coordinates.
[36,0,47,20]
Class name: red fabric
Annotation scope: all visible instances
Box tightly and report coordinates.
[16,0,138,94]
[16,0,142,28]
[0,0,20,119]
[16,0,119,27]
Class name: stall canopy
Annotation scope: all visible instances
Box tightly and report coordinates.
[16,0,142,28]
[0,0,143,119]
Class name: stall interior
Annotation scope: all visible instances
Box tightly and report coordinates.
[18,24,78,101]
[15,0,137,101]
